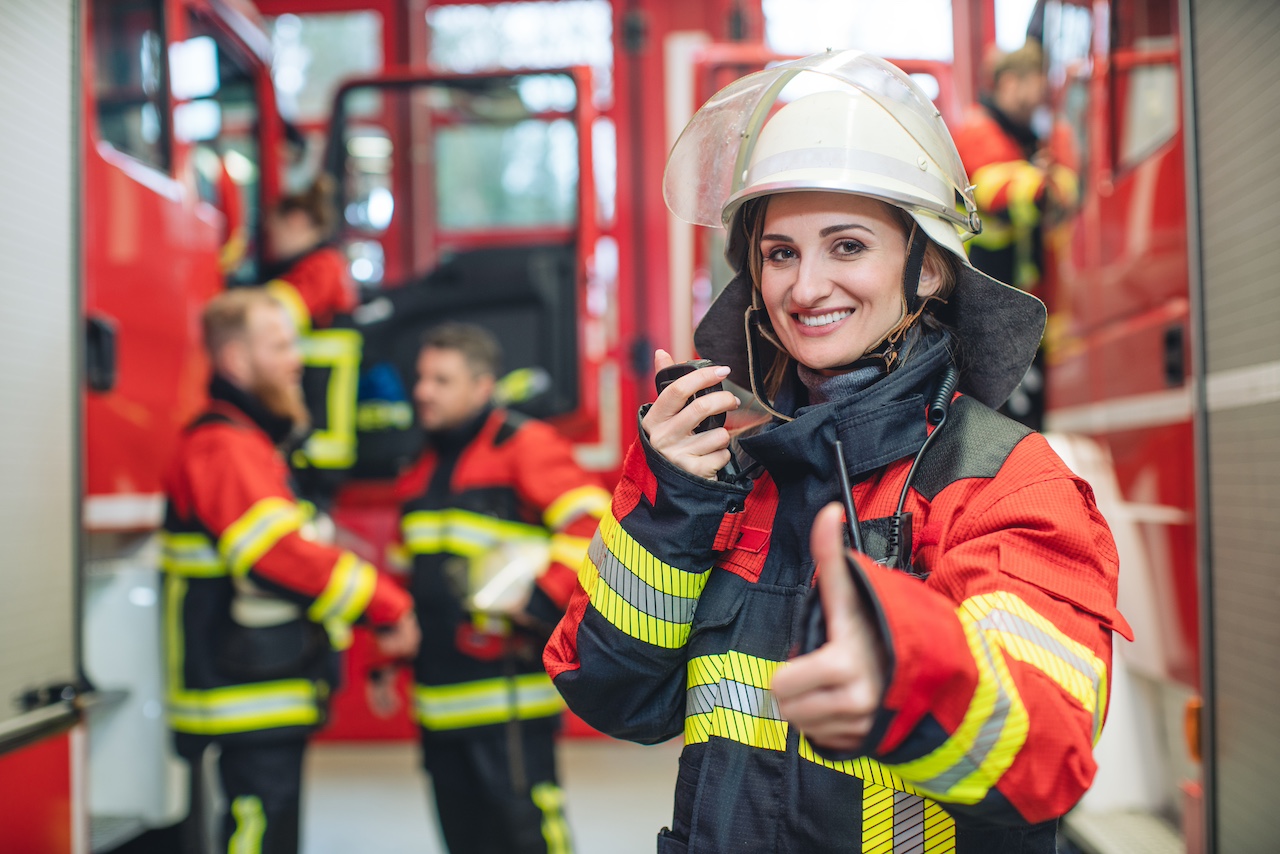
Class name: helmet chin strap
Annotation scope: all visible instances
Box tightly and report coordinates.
[741,223,930,419]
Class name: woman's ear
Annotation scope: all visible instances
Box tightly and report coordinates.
[917,251,944,299]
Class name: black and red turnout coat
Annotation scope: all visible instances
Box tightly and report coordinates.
[546,340,1132,853]
[396,407,610,737]
[161,377,412,749]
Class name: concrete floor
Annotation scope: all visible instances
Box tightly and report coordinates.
[301,738,683,854]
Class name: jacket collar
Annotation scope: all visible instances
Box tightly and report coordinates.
[208,374,298,447]
[424,405,493,457]
[739,329,953,487]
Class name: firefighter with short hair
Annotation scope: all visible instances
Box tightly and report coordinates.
[162,288,418,854]
[952,40,1079,429]
[390,322,609,854]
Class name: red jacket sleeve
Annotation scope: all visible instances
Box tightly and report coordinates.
[183,425,411,629]
[843,433,1131,825]
[506,419,611,609]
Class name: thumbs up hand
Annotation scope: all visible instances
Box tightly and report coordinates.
[772,503,886,754]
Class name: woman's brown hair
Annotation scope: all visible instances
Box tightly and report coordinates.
[275,174,337,235]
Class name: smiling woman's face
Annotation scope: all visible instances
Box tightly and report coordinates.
[758,191,937,373]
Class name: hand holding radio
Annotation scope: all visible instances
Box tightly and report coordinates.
[642,349,741,481]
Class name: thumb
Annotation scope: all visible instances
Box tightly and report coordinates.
[654,348,675,373]
[811,502,859,644]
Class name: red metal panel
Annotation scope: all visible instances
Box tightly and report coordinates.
[0,730,76,854]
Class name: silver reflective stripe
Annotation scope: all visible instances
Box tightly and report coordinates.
[686,683,718,716]
[588,535,698,624]
[894,791,926,854]
[976,608,1104,735]
[717,678,782,721]
[223,505,297,571]
[170,692,312,724]
[915,629,1012,793]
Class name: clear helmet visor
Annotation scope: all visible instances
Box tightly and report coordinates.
[663,50,978,237]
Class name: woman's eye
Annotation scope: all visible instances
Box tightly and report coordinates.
[834,239,864,255]
[765,246,796,262]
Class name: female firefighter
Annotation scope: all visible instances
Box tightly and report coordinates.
[263,177,362,493]
[545,51,1132,853]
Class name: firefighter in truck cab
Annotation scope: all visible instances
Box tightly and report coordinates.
[380,322,610,854]
[545,51,1131,853]
[161,288,419,854]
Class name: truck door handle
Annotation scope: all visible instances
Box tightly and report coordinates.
[86,314,117,392]
[1164,324,1185,388]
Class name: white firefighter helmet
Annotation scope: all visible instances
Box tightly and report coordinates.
[667,50,1046,409]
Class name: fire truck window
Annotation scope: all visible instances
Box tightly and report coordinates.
[426,1,613,108]
[268,12,384,189]
[1111,0,1178,171]
[90,0,170,172]
[186,12,265,284]
[1042,2,1093,181]
[437,119,578,231]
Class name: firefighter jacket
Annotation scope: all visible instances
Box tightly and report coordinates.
[952,99,1078,290]
[545,334,1133,853]
[161,376,412,748]
[266,246,361,474]
[397,407,610,739]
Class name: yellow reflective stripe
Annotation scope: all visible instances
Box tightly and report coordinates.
[229,796,266,854]
[684,652,786,750]
[924,800,958,852]
[966,591,1109,742]
[164,575,321,735]
[167,680,322,734]
[883,608,1030,804]
[357,400,413,431]
[302,328,361,469]
[413,673,564,730]
[265,278,311,333]
[1005,163,1046,228]
[549,532,590,569]
[219,226,248,275]
[219,497,303,578]
[862,784,895,854]
[861,784,956,854]
[159,531,224,577]
[971,161,1022,211]
[402,509,548,558]
[597,507,709,597]
[306,552,377,650]
[543,485,611,531]
[579,521,704,649]
[796,738,957,851]
[531,782,572,854]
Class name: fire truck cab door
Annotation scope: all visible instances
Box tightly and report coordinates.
[326,68,600,478]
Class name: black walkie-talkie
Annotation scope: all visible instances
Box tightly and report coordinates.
[654,359,741,482]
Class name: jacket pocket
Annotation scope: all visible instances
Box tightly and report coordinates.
[689,569,746,635]
[656,828,689,854]
[216,618,329,682]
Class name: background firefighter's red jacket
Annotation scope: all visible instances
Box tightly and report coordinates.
[545,346,1132,853]
[396,407,610,737]
[161,378,412,746]
[952,100,1078,290]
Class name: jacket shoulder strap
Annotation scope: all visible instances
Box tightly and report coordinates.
[912,395,1033,501]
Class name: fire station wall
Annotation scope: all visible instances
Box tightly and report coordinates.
[0,0,78,736]
[1190,0,1280,851]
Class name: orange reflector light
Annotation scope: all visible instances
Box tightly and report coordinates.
[1185,695,1203,763]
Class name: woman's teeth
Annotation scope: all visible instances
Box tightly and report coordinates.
[797,310,853,328]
